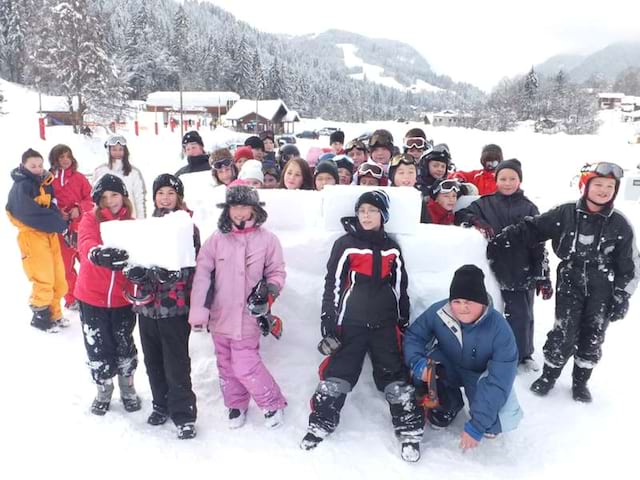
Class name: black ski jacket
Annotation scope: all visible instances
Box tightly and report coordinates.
[175,154,211,177]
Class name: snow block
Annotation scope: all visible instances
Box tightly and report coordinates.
[100,210,196,270]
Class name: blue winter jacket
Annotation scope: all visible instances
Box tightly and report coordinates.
[404,299,518,436]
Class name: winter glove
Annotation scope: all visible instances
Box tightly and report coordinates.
[320,311,338,339]
[90,247,129,270]
[124,265,149,284]
[471,219,495,240]
[535,278,554,300]
[63,229,78,249]
[152,267,181,285]
[608,290,630,323]
[397,318,409,334]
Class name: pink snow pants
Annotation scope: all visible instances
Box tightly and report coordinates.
[212,335,287,411]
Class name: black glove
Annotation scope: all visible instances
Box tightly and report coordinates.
[320,312,338,338]
[63,229,78,249]
[535,278,554,300]
[152,267,181,285]
[397,318,409,334]
[608,290,630,323]
[90,247,129,270]
[124,265,149,284]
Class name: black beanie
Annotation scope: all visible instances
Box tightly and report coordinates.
[182,130,203,147]
[153,173,184,198]
[495,158,522,182]
[330,130,345,145]
[244,136,265,151]
[314,160,340,184]
[355,190,390,224]
[92,173,128,204]
[449,265,489,305]
[480,144,503,165]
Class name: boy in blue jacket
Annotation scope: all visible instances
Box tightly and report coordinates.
[404,265,523,450]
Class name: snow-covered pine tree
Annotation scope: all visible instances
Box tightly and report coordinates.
[169,4,189,89]
[522,66,540,120]
[233,36,256,98]
[613,67,640,96]
[267,58,288,101]
[253,50,265,100]
[0,0,29,83]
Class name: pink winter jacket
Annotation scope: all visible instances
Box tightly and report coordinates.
[189,225,286,340]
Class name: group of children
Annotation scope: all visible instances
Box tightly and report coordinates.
[6,130,638,461]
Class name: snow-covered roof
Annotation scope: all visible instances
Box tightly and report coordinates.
[434,110,458,116]
[146,91,240,109]
[225,99,289,121]
[40,95,79,112]
[283,110,300,122]
[622,96,640,104]
[598,92,625,99]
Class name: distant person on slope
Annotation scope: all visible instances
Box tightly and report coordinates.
[175,130,211,178]
[452,143,503,195]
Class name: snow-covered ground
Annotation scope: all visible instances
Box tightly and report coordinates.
[1,78,639,479]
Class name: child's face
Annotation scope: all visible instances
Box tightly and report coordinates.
[315,173,336,191]
[359,176,380,186]
[450,299,484,324]
[263,174,278,189]
[229,205,254,225]
[155,186,178,210]
[23,156,44,177]
[263,139,275,152]
[587,177,616,205]
[109,145,125,160]
[357,203,382,231]
[245,178,263,189]
[496,169,521,196]
[436,191,458,211]
[338,168,352,185]
[216,166,235,185]
[371,147,391,165]
[284,163,304,190]
[428,161,447,180]
[101,191,124,214]
[348,149,367,169]
[184,142,204,157]
[407,147,424,160]
[252,149,265,161]
[235,157,248,171]
[393,164,417,187]
[330,142,343,154]
[58,151,73,170]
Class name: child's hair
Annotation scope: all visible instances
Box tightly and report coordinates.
[22,148,43,164]
[95,196,134,222]
[48,144,77,172]
[107,145,132,176]
[278,157,314,190]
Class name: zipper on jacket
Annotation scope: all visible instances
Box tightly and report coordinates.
[107,271,115,308]
[583,261,589,297]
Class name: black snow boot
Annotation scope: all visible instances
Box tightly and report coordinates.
[572,365,593,403]
[300,432,324,451]
[303,378,350,449]
[147,404,169,425]
[91,379,114,416]
[30,306,59,333]
[530,364,562,396]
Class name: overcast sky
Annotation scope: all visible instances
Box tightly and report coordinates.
[204,0,640,91]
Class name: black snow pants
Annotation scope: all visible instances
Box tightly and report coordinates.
[307,325,423,441]
[139,314,197,425]
[501,288,535,361]
[543,260,614,370]
[79,302,138,383]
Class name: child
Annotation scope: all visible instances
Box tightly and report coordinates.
[403,128,431,161]
[344,139,368,171]
[452,144,502,195]
[94,135,147,219]
[314,160,339,191]
[421,179,464,225]
[124,174,199,439]
[367,129,394,173]
[175,131,211,177]
[210,148,238,187]
[300,190,424,462]
[356,162,386,186]
[259,130,277,168]
[245,136,265,163]
[189,181,287,429]
[404,265,522,450]
[489,162,638,402]
[418,144,451,196]
[334,154,354,185]
[6,148,68,332]
[75,173,140,415]
[329,130,345,155]
[49,144,93,311]
[238,160,264,188]
[263,167,280,189]
[278,158,314,190]
[456,159,551,371]
[234,146,253,172]
[388,153,418,187]
[277,144,300,170]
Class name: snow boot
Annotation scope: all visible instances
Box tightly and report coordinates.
[300,432,324,451]
[177,422,197,440]
[572,365,593,403]
[228,408,247,429]
[530,364,562,396]
[426,408,459,430]
[30,306,59,333]
[264,409,284,429]
[147,404,169,425]
[401,441,421,463]
[91,379,114,416]
[53,317,71,328]
[118,374,141,412]
[65,300,80,311]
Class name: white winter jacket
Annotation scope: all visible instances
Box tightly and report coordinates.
[93,160,147,218]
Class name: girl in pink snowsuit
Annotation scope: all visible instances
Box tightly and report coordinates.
[189,181,287,429]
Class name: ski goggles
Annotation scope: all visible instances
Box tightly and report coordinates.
[390,153,418,168]
[104,135,127,148]
[369,132,393,149]
[581,162,624,179]
[403,137,427,150]
[345,139,368,153]
[357,163,384,179]
[432,179,461,195]
[212,158,233,170]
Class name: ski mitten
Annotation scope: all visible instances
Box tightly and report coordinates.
[90,247,129,270]
[608,290,630,322]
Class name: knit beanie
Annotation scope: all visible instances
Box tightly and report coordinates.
[238,160,265,183]
[330,130,345,145]
[355,190,390,224]
[182,130,203,147]
[152,173,184,198]
[244,136,265,151]
[314,160,340,184]
[449,265,489,305]
[92,173,128,204]
[234,146,254,162]
[480,144,503,166]
[494,158,522,182]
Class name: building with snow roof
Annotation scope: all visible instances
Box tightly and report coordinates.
[597,92,625,110]
[145,91,240,125]
[224,99,299,134]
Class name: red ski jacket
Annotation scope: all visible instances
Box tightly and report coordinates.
[51,167,93,233]
[452,168,497,196]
